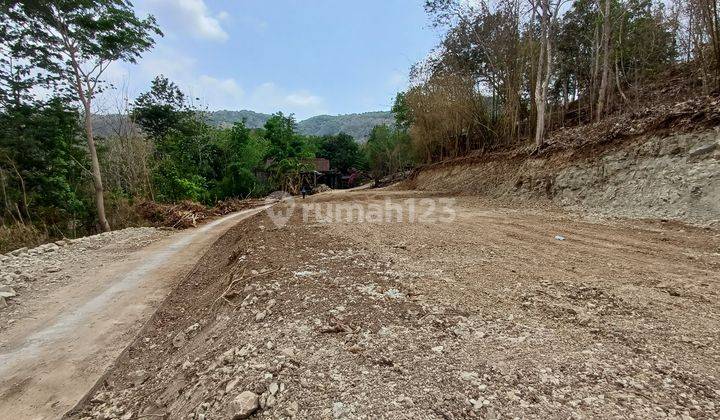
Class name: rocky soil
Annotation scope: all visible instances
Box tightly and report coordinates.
[0,227,170,332]
[71,191,720,419]
[410,129,720,227]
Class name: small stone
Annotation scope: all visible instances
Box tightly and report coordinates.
[431,345,444,353]
[280,348,296,358]
[11,247,27,256]
[332,402,348,419]
[226,378,240,393]
[689,142,718,157]
[227,391,259,419]
[266,395,276,408]
[286,401,299,418]
[0,296,7,308]
[129,370,149,387]
[0,285,16,298]
[255,311,266,322]
[172,332,187,348]
[268,382,279,395]
[46,267,61,273]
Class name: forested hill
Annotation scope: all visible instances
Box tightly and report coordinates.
[94,110,395,141]
[296,112,395,140]
[204,110,272,129]
[206,110,395,140]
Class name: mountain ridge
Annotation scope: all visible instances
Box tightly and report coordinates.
[207,110,395,140]
[94,110,395,141]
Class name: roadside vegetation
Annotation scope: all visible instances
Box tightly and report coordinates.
[0,2,376,252]
[398,0,718,162]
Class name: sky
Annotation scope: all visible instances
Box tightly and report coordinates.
[102,0,440,120]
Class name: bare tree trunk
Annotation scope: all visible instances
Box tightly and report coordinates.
[614,58,628,103]
[534,56,546,148]
[534,0,554,149]
[591,12,601,119]
[83,102,111,232]
[596,0,612,121]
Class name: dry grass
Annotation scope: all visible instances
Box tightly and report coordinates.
[0,223,49,254]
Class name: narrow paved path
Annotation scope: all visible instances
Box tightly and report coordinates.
[0,205,269,420]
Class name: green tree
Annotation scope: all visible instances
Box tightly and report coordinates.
[365,124,413,183]
[132,75,188,139]
[4,0,162,231]
[392,92,412,131]
[214,122,268,198]
[317,133,363,173]
[264,113,314,193]
[0,99,89,229]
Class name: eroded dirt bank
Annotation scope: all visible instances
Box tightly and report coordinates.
[72,190,720,419]
[409,130,719,227]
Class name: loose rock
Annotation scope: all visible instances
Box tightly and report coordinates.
[227,391,259,419]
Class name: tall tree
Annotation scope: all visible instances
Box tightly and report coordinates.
[318,133,363,173]
[4,0,161,231]
[596,0,612,121]
[132,74,188,140]
[532,0,566,149]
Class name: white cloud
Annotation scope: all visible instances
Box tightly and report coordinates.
[190,75,245,108]
[285,92,323,108]
[142,0,229,42]
[100,47,326,119]
[236,15,269,33]
[194,80,327,119]
[246,82,327,118]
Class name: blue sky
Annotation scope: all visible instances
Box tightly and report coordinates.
[103,0,439,119]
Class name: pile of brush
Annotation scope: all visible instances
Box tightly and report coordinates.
[135,201,211,229]
[135,198,267,229]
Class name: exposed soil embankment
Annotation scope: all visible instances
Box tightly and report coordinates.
[408,129,720,226]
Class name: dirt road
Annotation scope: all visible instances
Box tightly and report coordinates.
[71,189,720,419]
[0,205,269,420]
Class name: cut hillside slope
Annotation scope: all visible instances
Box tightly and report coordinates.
[406,96,720,227]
